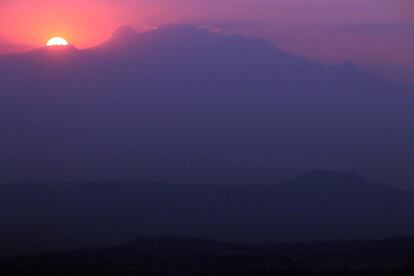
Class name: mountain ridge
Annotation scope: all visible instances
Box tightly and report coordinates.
[0,25,413,188]
[1,170,414,256]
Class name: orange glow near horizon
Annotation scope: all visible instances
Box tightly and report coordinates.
[0,0,412,76]
[0,0,131,50]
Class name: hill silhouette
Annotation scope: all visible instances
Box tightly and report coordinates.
[3,236,414,275]
[1,170,414,256]
[0,25,413,187]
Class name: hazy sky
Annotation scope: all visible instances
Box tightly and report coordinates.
[0,0,413,84]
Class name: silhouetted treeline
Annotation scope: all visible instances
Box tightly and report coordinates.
[1,236,414,275]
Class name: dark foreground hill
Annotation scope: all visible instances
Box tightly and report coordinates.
[0,25,413,187]
[1,171,414,256]
[1,236,414,275]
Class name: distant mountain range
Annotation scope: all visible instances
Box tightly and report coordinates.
[2,236,414,275]
[1,170,414,256]
[0,25,413,187]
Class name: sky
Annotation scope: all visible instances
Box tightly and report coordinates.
[0,0,413,85]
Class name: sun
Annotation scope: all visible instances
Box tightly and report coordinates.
[46,37,69,47]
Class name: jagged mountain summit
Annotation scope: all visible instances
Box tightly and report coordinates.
[111,25,139,40]
[0,25,413,187]
[96,25,140,51]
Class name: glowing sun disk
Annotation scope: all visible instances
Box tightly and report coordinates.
[46,37,69,47]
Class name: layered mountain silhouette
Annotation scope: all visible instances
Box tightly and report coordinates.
[3,236,414,275]
[1,170,414,256]
[0,25,413,186]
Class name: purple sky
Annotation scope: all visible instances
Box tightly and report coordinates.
[0,0,413,85]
